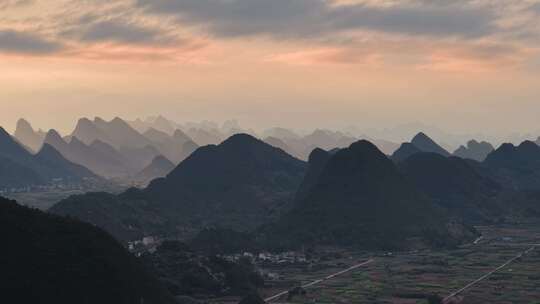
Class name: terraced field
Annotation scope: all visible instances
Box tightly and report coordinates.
[254,225,540,304]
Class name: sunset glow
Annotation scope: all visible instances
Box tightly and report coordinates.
[2,0,540,137]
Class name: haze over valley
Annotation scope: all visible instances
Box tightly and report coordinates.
[2,113,540,303]
[3,0,540,303]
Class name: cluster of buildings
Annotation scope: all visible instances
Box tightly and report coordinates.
[127,236,160,256]
[1,181,83,195]
[223,251,308,265]
[0,177,108,195]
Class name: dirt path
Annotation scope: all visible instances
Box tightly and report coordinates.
[442,245,536,303]
[264,258,375,302]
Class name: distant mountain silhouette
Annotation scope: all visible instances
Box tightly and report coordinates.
[90,139,130,166]
[411,132,450,156]
[102,117,154,149]
[262,128,398,160]
[185,127,224,146]
[0,128,96,188]
[398,153,502,223]
[34,144,96,180]
[152,115,176,135]
[44,130,131,178]
[119,145,161,172]
[453,140,494,161]
[128,118,148,134]
[181,139,199,160]
[484,141,540,190]
[45,120,195,179]
[303,129,357,151]
[43,129,66,148]
[144,128,172,143]
[52,134,307,240]
[173,129,192,143]
[127,116,181,136]
[13,118,45,152]
[133,155,175,185]
[391,143,422,162]
[266,140,473,249]
[264,136,292,153]
[368,138,400,155]
[143,128,198,163]
[71,118,112,146]
[263,129,354,160]
[0,127,35,161]
[72,117,152,150]
[263,127,301,140]
[0,197,174,304]
[0,128,44,187]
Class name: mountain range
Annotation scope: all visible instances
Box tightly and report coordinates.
[453,140,494,161]
[143,134,306,226]
[143,128,198,163]
[410,132,451,156]
[43,129,132,178]
[484,141,540,191]
[262,128,400,160]
[133,155,176,186]
[0,127,97,189]
[391,132,497,163]
[8,117,540,251]
[264,141,475,249]
[51,134,307,241]
[13,118,45,153]
[398,152,502,222]
[10,116,403,184]
[13,117,200,181]
[127,117,402,160]
[74,117,152,149]
[52,135,486,251]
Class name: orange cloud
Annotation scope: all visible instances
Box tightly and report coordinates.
[419,43,536,73]
[266,47,383,66]
[62,41,209,64]
[0,37,210,64]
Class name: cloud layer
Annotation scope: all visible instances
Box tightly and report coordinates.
[0,30,63,54]
[0,0,538,69]
[136,0,496,39]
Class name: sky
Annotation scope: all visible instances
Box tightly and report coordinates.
[1,0,540,138]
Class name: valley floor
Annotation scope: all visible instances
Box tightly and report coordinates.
[5,183,126,210]
[214,224,540,304]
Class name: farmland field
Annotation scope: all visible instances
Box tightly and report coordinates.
[215,224,540,304]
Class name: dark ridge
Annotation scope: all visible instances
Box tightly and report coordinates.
[0,196,175,304]
[53,133,307,240]
[295,148,331,202]
[398,152,502,223]
[484,141,540,190]
[266,139,473,250]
